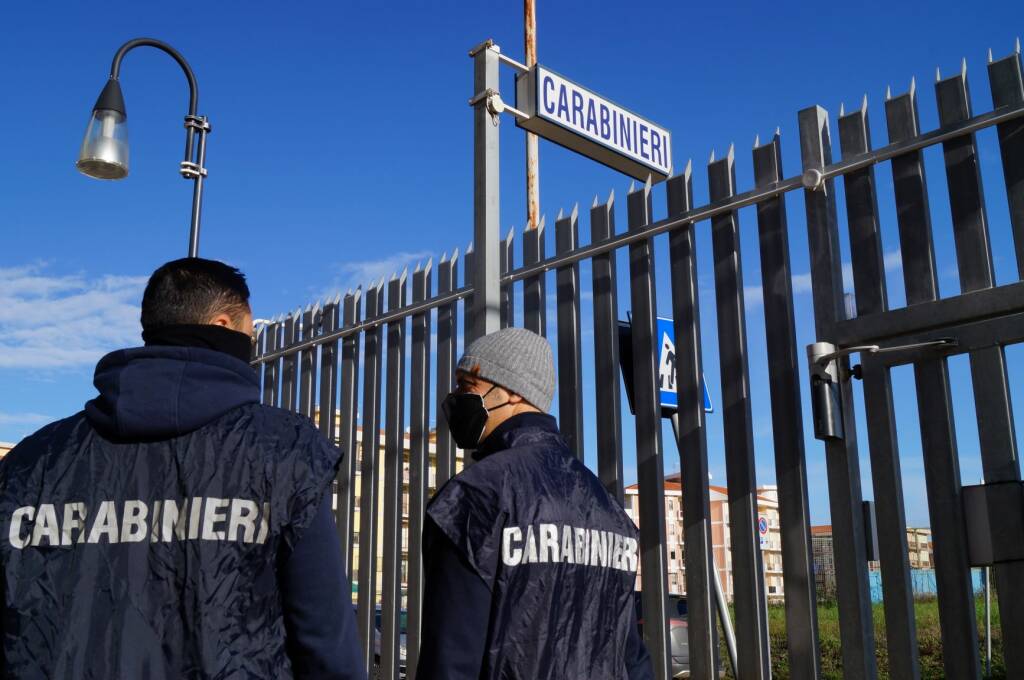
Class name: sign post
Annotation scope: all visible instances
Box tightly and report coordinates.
[667,411,737,678]
[467,46,674,346]
[619,316,735,676]
[468,46,675,346]
[469,40,502,343]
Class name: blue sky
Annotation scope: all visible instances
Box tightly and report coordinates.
[3,1,1023,527]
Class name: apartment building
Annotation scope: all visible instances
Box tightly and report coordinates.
[346,427,459,604]
[752,485,785,601]
[623,474,784,602]
[905,526,934,569]
[810,524,934,597]
[317,411,463,605]
[811,525,838,599]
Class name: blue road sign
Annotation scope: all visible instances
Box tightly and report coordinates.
[655,317,713,413]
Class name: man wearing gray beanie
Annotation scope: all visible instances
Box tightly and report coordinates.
[417,328,652,680]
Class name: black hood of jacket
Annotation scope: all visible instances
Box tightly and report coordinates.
[84,345,260,440]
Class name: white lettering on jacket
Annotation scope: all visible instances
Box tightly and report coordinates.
[502,523,639,573]
[6,498,271,549]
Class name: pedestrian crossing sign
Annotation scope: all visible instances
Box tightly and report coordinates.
[656,317,713,413]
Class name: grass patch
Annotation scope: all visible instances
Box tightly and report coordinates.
[715,595,1003,679]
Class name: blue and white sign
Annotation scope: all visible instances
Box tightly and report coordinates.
[656,317,713,413]
[516,65,672,182]
[758,516,769,549]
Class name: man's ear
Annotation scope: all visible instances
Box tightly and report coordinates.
[209,313,233,328]
[507,391,525,404]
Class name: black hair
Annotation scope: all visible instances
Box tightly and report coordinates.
[141,258,251,330]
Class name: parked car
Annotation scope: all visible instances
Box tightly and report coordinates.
[635,592,690,678]
[374,606,407,677]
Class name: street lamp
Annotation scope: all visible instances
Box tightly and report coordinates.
[77,38,211,257]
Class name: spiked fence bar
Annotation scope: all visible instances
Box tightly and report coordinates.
[838,101,919,680]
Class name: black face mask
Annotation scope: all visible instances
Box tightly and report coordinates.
[442,385,510,450]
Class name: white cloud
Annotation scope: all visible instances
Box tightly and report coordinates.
[744,285,764,307]
[883,249,903,273]
[319,251,435,300]
[744,249,901,309]
[0,412,53,444]
[0,263,146,369]
[0,412,51,427]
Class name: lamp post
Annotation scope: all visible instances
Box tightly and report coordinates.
[77,38,210,258]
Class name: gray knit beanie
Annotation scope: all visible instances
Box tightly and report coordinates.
[457,328,555,412]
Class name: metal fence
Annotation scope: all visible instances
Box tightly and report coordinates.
[252,46,1024,680]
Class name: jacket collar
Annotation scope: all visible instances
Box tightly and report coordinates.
[473,412,562,461]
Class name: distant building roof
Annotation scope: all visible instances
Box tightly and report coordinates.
[625,475,778,503]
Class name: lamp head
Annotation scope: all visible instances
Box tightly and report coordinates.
[76,79,129,180]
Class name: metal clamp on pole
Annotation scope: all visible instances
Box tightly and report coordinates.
[467,41,533,127]
[178,162,206,179]
[180,115,210,179]
[183,114,211,132]
[807,342,844,441]
[468,89,530,124]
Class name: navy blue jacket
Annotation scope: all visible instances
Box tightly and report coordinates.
[417,413,653,680]
[0,345,365,679]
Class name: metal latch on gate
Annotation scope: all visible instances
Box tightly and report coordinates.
[806,338,956,441]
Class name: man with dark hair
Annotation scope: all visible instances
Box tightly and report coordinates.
[141,257,254,330]
[0,257,365,679]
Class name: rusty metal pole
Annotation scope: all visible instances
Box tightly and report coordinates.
[525,0,540,230]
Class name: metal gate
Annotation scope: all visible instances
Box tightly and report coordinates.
[251,45,1024,680]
